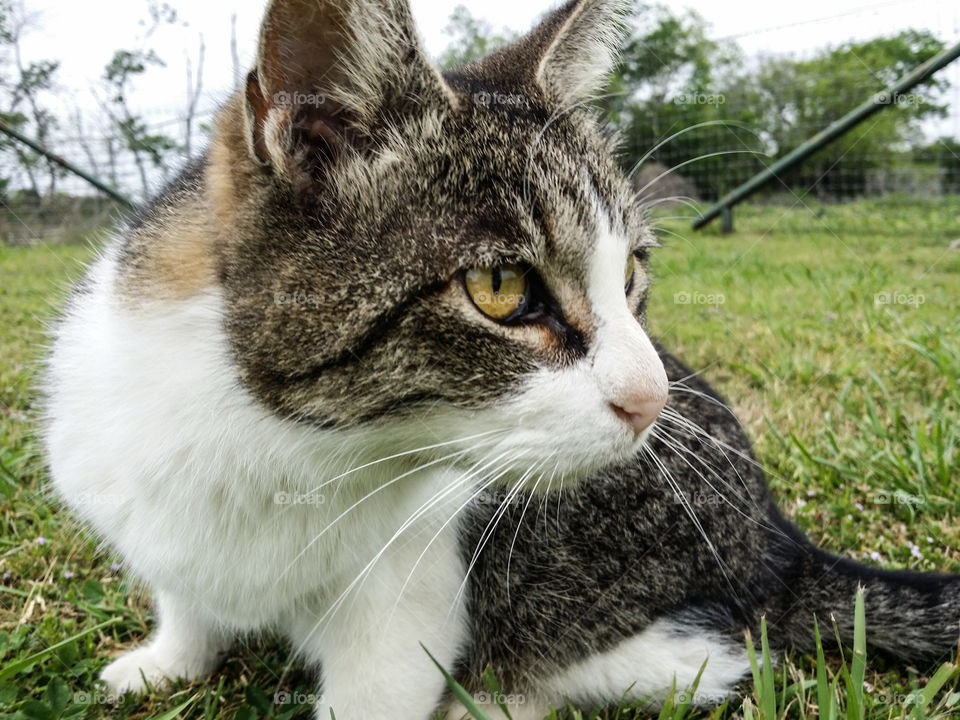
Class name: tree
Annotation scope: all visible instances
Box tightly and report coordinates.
[437,5,517,70]
[101,49,178,200]
[738,31,947,197]
[611,13,950,201]
[610,5,764,201]
[183,35,205,159]
[0,0,61,201]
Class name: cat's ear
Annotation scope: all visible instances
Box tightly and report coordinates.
[528,0,629,107]
[244,0,453,185]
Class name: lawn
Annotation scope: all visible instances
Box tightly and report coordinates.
[0,195,959,719]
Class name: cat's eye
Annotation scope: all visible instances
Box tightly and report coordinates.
[464,264,528,321]
[624,254,636,291]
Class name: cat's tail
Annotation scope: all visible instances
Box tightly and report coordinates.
[765,512,960,662]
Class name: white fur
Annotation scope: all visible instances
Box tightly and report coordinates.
[585,203,669,416]
[46,247,470,719]
[535,618,749,709]
[444,619,748,719]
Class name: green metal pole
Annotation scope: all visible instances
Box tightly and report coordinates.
[692,38,960,231]
[0,118,137,211]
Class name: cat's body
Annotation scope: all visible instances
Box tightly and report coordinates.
[43,1,960,718]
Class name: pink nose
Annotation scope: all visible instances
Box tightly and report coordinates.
[610,395,667,436]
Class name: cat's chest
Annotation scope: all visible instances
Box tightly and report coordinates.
[125,463,468,627]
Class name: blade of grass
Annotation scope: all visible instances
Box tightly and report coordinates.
[849,589,867,720]
[814,616,835,720]
[482,667,513,720]
[423,644,493,720]
[745,618,776,719]
[144,697,197,720]
[0,617,120,680]
[909,661,958,720]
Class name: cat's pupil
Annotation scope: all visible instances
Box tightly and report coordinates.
[492,267,503,295]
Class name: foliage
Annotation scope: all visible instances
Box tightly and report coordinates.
[611,9,949,201]
[437,4,518,70]
[101,48,178,198]
[0,0,62,200]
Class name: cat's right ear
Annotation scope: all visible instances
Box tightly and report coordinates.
[244,0,454,190]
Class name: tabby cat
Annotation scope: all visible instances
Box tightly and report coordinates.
[44,0,960,718]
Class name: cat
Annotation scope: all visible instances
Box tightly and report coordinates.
[43,0,960,719]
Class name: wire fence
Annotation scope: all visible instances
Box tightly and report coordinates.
[1,11,959,244]
[627,86,960,210]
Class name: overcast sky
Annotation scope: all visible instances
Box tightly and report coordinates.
[13,0,960,188]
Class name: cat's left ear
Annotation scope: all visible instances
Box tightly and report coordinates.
[532,0,629,106]
[244,0,455,186]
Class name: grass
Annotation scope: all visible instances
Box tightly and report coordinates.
[0,194,958,719]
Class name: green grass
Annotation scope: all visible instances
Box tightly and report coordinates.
[0,195,959,719]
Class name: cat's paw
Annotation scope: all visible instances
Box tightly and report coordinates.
[101,646,171,695]
[100,644,215,695]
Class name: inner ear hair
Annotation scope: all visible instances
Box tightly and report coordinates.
[241,0,453,193]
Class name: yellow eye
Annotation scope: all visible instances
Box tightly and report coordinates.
[625,254,636,290]
[464,264,528,320]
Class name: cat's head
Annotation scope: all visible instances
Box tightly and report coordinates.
[212,0,667,486]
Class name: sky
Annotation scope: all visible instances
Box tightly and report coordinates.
[11,0,960,193]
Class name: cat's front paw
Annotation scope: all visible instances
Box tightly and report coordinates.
[100,644,215,695]
[101,646,171,695]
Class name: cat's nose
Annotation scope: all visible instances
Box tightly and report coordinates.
[609,394,667,436]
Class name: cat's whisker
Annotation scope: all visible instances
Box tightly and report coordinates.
[389,458,535,627]
[627,119,764,180]
[289,452,519,661]
[656,408,759,503]
[652,414,755,500]
[633,149,768,202]
[653,410,807,552]
[659,405,768,480]
[668,366,720,386]
[648,425,785,539]
[272,440,502,586]
[646,225,700,247]
[640,444,744,607]
[506,461,547,604]
[301,428,505,497]
[452,459,537,611]
[645,215,702,224]
[668,381,738,415]
[637,195,702,215]
[538,459,561,527]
